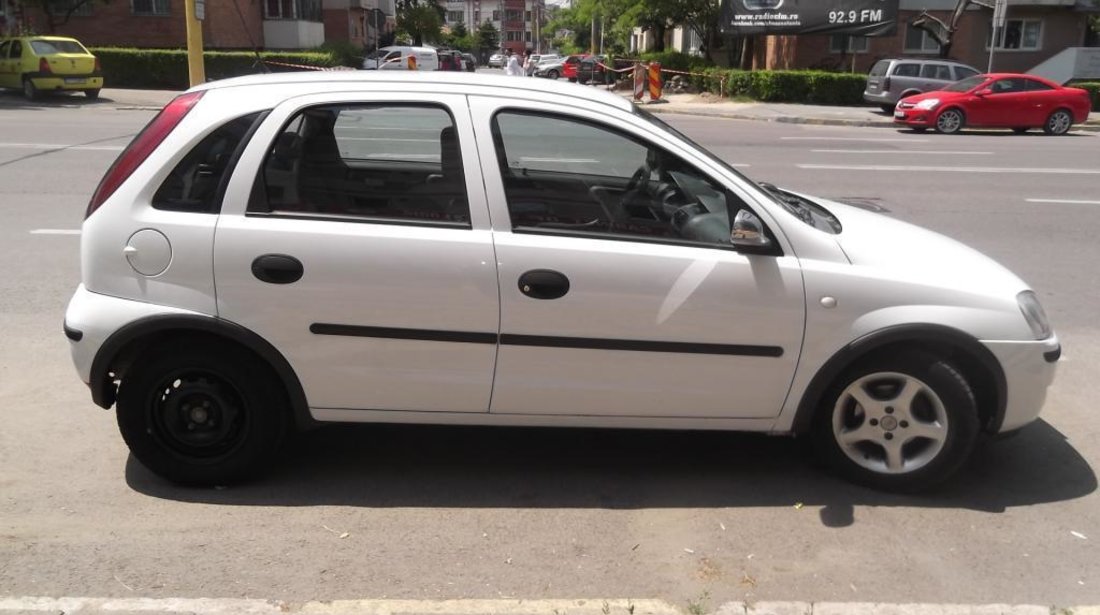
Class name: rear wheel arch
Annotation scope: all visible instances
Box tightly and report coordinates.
[89,315,314,430]
[791,324,1006,437]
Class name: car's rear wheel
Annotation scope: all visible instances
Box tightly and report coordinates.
[880,104,895,113]
[85,88,100,99]
[1043,109,1073,135]
[935,108,965,134]
[1012,127,1029,134]
[22,78,39,101]
[547,69,560,79]
[812,350,980,491]
[116,340,289,485]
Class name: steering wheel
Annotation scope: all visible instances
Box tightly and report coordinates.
[624,165,650,194]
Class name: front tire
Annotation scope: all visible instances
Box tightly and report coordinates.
[1043,109,1073,135]
[935,108,965,134]
[812,350,980,492]
[116,340,289,485]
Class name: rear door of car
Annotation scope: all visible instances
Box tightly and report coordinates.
[919,63,953,90]
[215,91,500,417]
[889,62,921,98]
[468,96,806,420]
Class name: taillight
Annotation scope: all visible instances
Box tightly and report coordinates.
[39,57,51,74]
[86,90,204,218]
[94,57,101,72]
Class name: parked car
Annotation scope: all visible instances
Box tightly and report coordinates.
[535,55,584,80]
[66,71,1059,491]
[438,50,464,72]
[488,53,504,68]
[361,46,438,71]
[894,73,1092,135]
[462,53,477,72]
[562,54,587,82]
[0,35,103,100]
[864,57,980,113]
[576,55,610,84]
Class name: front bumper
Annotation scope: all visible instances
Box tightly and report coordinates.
[981,335,1060,433]
[892,107,934,127]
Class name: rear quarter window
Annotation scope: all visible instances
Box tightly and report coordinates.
[869,60,889,76]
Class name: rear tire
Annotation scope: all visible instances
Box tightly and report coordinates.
[812,350,980,492]
[22,78,39,101]
[547,69,560,80]
[116,340,290,485]
[880,104,895,113]
[85,88,100,99]
[1043,109,1073,135]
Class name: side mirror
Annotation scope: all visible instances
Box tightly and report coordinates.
[731,209,773,251]
[976,88,993,97]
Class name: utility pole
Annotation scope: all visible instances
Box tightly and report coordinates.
[988,0,1006,73]
[184,0,206,86]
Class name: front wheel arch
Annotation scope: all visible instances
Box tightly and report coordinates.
[89,315,314,431]
[791,325,1006,436]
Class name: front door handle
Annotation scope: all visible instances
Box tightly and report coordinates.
[251,254,303,284]
[518,269,570,300]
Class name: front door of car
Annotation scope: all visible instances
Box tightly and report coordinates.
[981,77,1033,126]
[469,98,806,419]
[215,93,500,414]
[0,40,16,88]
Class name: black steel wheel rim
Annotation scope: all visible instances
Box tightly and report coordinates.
[146,368,250,460]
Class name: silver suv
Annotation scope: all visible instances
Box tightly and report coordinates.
[864,58,981,113]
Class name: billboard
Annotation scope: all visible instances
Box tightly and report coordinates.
[721,0,899,36]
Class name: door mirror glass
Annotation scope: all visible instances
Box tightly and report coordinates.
[731,209,772,249]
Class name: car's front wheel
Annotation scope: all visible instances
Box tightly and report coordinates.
[880,104,895,114]
[22,78,39,101]
[547,69,559,79]
[1043,109,1073,135]
[813,351,980,491]
[116,340,289,485]
[934,108,965,134]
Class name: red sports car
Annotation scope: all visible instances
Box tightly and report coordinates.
[893,73,1092,135]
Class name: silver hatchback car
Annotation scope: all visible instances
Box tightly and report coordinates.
[864,58,981,113]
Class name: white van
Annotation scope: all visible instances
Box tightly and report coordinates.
[361,46,439,71]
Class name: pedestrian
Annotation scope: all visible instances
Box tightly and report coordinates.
[505,51,523,77]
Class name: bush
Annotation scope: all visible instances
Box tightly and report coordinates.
[639,51,711,73]
[90,47,344,90]
[683,67,865,106]
[1071,81,1100,112]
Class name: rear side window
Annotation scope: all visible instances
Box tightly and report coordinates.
[920,64,952,80]
[1026,79,1054,91]
[10,40,22,58]
[251,104,470,226]
[153,112,263,213]
[893,63,920,77]
[954,66,978,80]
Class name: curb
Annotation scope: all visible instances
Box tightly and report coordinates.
[3,597,1099,615]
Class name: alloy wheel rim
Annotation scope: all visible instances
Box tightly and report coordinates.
[832,372,949,475]
[1050,111,1071,134]
[937,111,961,133]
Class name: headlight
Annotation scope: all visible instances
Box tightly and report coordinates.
[915,98,941,110]
[1017,291,1052,339]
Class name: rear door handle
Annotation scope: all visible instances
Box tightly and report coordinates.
[518,269,570,300]
[251,254,303,284]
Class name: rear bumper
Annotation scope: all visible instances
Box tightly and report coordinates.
[863,90,895,105]
[980,335,1060,433]
[27,73,103,91]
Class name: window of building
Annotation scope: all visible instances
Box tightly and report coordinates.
[828,35,868,53]
[253,104,470,226]
[491,110,742,247]
[132,0,170,16]
[264,0,321,21]
[987,18,1042,50]
[505,30,523,41]
[525,10,531,22]
[904,23,940,53]
[525,30,531,42]
[155,113,264,214]
[505,9,521,21]
[48,0,94,16]
[447,10,463,22]
[492,10,500,21]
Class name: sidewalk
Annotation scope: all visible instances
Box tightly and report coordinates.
[6,87,1097,132]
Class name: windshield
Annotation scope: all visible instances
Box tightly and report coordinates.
[365,49,389,60]
[943,75,988,93]
[635,105,842,234]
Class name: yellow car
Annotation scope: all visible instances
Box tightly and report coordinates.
[0,36,103,100]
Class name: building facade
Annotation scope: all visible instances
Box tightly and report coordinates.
[442,0,546,55]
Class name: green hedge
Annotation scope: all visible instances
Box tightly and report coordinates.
[689,67,866,105]
[89,47,344,90]
[1071,81,1100,112]
[638,51,712,73]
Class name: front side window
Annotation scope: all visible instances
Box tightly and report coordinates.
[988,19,1042,50]
[991,77,1028,94]
[252,104,470,226]
[10,40,22,58]
[154,113,263,213]
[0,42,10,59]
[492,110,742,247]
[132,0,169,16]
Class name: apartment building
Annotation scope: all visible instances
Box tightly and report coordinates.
[442,0,546,54]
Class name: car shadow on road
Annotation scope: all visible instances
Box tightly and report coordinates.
[0,89,108,109]
[126,418,1095,525]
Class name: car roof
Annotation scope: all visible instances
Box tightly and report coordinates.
[191,71,634,112]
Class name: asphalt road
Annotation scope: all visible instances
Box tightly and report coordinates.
[1,99,1098,609]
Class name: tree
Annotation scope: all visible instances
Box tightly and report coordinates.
[476,20,500,53]
[396,0,443,46]
[911,0,993,59]
[22,0,109,33]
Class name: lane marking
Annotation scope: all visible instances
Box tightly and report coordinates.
[1026,198,1100,205]
[30,229,82,235]
[782,136,929,142]
[0,142,125,151]
[811,149,993,155]
[798,164,1100,175]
